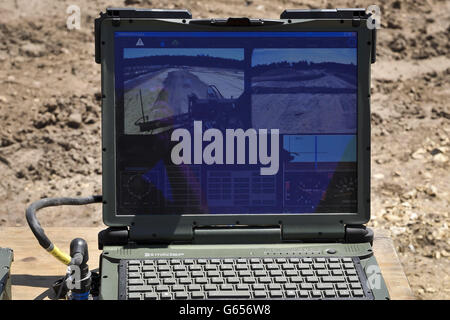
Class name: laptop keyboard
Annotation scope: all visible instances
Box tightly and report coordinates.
[119,257,372,300]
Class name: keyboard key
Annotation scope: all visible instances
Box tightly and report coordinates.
[339,290,350,297]
[204,284,217,291]
[163,278,176,285]
[160,272,172,278]
[259,277,271,283]
[252,284,265,290]
[128,272,141,278]
[286,290,296,298]
[254,291,267,298]
[285,270,298,277]
[189,265,202,271]
[205,264,217,271]
[300,283,313,290]
[353,290,364,297]
[270,291,283,298]
[306,276,319,283]
[129,285,153,292]
[142,266,155,272]
[172,285,184,292]
[220,265,233,271]
[239,270,252,277]
[211,277,224,284]
[350,283,362,289]
[209,291,251,299]
[316,283,334,290]
[170,259,181,265]
[243,277,256,284]
[158,266,170,272]
[188,284,201,291]
[175,292,188,299]
[173,265,185,271]
[143,293,158,300]
[223,271,235,277]
[147,278,159,285]
[191,271,204,278]
[237,284,250,290]
[284,283,297,290]
[191,292,205,299]
[298,290,309,298]
[197,259,207,264]
[207,271,220,277]
[220,284,233,291]
[268,283,281,290]
[322,276,345,283]
[270,270,283,277]
[274,277,287,283]
[175,271,188,278]
[311,290,322,298]
[155,285,169,292]
[128,279,144,285]
[179,278,192,285]
[128,293,141,300]
[251,264,264,270]
[160,292,172,299]
[227,277,240,284]
[195,278,208,284]
[336,283,348,290]
[324,290,336,298]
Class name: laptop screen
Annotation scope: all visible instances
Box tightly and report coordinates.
[114,31,357,215]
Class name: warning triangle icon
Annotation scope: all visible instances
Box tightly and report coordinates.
[136,38,144,46]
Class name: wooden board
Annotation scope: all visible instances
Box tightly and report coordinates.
[0,227,415,300]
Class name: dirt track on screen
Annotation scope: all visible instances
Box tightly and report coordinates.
[0,0,448,299]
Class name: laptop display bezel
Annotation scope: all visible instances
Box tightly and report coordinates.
[100,18,372,230]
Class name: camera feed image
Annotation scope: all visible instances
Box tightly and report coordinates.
[122,48,245,134]
[251,48,357,134]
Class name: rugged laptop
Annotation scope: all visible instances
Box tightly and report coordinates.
[95,7,389,300]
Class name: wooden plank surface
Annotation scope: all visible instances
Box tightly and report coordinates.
[0,227,415,300]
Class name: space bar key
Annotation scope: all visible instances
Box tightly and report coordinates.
[208,291,251,299]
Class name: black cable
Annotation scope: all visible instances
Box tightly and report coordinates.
[25,195,102,263]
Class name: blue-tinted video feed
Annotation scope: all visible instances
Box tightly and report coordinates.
[114,32,358,215]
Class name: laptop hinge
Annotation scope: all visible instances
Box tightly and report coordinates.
[282,224,345,242]
[193,226,281,244]
[345,225,374,245]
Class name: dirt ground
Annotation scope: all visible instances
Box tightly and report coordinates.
[0,0,448,299]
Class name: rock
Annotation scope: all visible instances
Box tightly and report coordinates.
[389,36,407,52]
[411,148,426,159]
[373,173,385,180]
[0,96,7,103]
[432,153,448,163]
[67,113,82,129]
[20,43,46,57]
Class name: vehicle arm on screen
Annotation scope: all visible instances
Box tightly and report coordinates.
[134,84,245,132]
